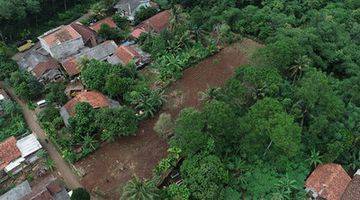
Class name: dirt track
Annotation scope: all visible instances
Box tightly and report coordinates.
[0,82,82,190]
[75,39,262,199]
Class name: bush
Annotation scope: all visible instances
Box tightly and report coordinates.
[154,113,173,139]
[71,188,90,200]
[134,6,158,25]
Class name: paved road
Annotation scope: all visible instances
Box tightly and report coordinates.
[0,82,82,190]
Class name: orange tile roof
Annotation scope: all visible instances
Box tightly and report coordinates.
[32,59,60,78]
[131,27,147,39]
[138,10,171,33]
[90,17,117,32]
[64,91,110,116]
[305,163,351,200]
[42,25,82,47]
[61,57,80,76]
[0,137,21,170]
[115,45,140,65]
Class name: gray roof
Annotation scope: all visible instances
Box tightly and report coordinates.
[16,51,48,72]
[73,40,117,62]
[0,181,31,200]
[114,0,150,18]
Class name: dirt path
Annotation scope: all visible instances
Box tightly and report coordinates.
[0,82,82,190]
[75,39,262,199]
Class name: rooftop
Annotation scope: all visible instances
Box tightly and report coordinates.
[115,45,141,65]
[16,134,42,158]
[305,163,351,200]
[61,40,118,76]
[31,58,60,79]
[341,169,360,200]
[0,180,31,200]
[63,91,111,116]
[0,136,21,170]
[90,17,117,32]
[70,22,98,44]
[39,25,82,47]
[137,10,171,33]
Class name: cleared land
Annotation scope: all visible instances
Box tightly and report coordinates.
[75,38,262,199]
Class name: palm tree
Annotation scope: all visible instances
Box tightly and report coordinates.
[82,135,97,150]
[289,55,311,82]
[121,177,159,200]
[307,149,323,168]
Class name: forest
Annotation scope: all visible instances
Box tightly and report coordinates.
[121,0,360,199]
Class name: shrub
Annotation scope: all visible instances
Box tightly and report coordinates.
[71,188,90,200]
[154,113,173,139]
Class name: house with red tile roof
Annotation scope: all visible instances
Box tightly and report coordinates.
[60,91,119,126]
[90,17,118,32]
[0,137,21,171]
[61,40,118,76]
[108,44,150,68]
[38,25,85,60]
[305,163,351,200]
[131,10,171,39]
[0,134,42,175]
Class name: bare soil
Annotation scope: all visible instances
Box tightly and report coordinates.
[75,39,262,199]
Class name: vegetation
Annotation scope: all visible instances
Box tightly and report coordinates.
[140,0,360,199]
[134,6,158,25]
[121,177,159,200]
[0,0,98,43]
[0,100,27,141]
[71,188,91,200]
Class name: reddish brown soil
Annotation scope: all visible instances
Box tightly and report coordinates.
[75,39,261,199]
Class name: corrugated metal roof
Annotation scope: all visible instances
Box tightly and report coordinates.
[16,134,42,158]
[0,180,31,200]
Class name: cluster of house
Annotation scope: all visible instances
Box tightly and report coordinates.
[13,2,170,84]
[0,134,42,177]
[12,1,171,123]
[305,163,360,200]
[0,175,71,200]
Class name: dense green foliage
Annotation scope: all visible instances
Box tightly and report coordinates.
[0,100,28,141]
[134,6,158,25]
[146,0,360,199]
[0,0,97,43]
[71,188,90,200]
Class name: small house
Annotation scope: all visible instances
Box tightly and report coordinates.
[61,40,118,77]
[16,49,64,84]
[60,91,119,126]
[131,10,171,39]
[305,163,351,200]
[70,22,98,47]
[114,0,152,21]
[108,43,150,68]
[0,134,42,175]
[0,180,32,200]
[38,25,85,60]
[90,17,118,32]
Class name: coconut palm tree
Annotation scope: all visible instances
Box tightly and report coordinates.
[307,149,323,168]
[121,177,159,200]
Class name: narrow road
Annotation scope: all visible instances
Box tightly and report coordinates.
[0,82,82,190]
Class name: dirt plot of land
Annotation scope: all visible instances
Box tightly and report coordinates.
[75,39,261,199]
